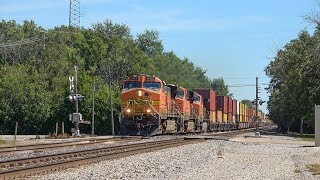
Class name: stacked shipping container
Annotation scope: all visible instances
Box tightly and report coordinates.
[194,89,216,123]
[236,101,240,124]
[194,88,266,129]
[227,97,232,124]
[216,96,228,123]
[232,100,237,124]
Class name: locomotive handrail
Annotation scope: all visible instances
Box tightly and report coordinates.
[146,100,160,116]
[121,102,131,113]
[172,103,183,117]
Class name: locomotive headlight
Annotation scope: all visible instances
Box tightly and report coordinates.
[126,109,131,113]
[147,109,151,113]
[138,90,143,96]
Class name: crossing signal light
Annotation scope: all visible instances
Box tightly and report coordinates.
[68,95,85,102]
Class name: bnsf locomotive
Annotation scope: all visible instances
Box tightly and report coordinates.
[120,74,267,136]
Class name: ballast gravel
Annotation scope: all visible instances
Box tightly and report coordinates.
[30,136,320,180]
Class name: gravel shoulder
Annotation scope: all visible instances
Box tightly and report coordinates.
[230,135,315,145]
[30,135,320,180]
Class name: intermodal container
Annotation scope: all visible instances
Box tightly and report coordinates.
[194,89,216,111]
[216,110,223,123]
[244,106,247,121]
[227,96,232,113]
[239,103,243,122]
[236,101,240,115]
[216,96,228,114]
[227,113,232,123]
[210,111,216,123]
[223,113,228,123]
[232,100,237,115]
[244,105,247,122]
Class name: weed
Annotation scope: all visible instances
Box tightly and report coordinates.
[294,169,301,173]
[0,139,6,145]
[306,164,320,175]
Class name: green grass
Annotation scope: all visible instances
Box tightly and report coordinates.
[0,139,6,145]
[307,164,320,175]
[287,132,314,141]
[301,137,315,141]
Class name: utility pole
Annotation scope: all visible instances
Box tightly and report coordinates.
[255,77,259,131]
[109,66,115,135]
[92,76,95,136]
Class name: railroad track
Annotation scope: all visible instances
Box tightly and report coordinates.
[0,137,142,154]
[199,126,271,140]
[0,138,204,179]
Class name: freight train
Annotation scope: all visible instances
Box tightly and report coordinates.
[120,74,267,136]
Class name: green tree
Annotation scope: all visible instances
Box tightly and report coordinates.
[241,99,254,108]
[0,19,213,135]
[135,30,163,57]
[210,77,232,96]
[265,30,316,133]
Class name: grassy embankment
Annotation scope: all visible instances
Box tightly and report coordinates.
[287,132,314,141]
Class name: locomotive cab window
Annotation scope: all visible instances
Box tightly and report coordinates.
[194,95,200,103]
[123,81,142,90]
[176,90,184,99]
[143,82,161,91]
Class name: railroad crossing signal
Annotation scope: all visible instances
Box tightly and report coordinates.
[69,76,75,93]
[68,94,85,102]
[70,113,82,123]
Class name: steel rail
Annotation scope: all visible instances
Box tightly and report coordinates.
[198,126,270,141]
[0,137,142,154]
[0,138,203,179]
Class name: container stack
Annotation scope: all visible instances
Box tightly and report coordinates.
[227,96,233,124]
[216,96,228,124]
[232,99,237,124]
[194,89,216,127]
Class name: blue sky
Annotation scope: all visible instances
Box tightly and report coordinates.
[1,0,317,113]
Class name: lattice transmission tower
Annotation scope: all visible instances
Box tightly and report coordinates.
[69,0,81,28]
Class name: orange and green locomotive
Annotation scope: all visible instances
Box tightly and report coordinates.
[120,75,207,135]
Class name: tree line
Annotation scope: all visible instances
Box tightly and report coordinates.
[265,12,320,133]
[0,19,232,135]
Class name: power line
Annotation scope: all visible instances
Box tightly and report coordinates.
[0,36,45,48]
[0,32,46,64]
[228,83,269,87]
[223,76,269,80]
